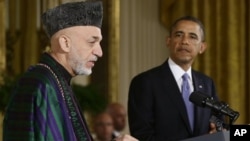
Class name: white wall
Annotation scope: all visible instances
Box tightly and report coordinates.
[119,0,168,134]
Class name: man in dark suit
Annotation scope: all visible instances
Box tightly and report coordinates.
[128,16,221,141]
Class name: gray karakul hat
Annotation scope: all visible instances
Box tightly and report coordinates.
[41,0,103,38]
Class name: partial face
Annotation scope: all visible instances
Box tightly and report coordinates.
[68,26,103,75]
[167,20,206,67]
[94,113,114,141]
[111,107,126,131]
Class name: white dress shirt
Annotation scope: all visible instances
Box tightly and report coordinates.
[168,58,194,93]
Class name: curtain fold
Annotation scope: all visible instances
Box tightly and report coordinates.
[0,0,6,139]
[160,0,249,124]
[107,0,120,102]
[0,0,6,72]
[9,0,59,74]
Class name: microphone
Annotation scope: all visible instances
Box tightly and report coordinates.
[189,91,240,123]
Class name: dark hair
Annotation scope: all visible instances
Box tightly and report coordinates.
[169,16,205,41]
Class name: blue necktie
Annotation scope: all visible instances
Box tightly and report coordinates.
[182,73,194,131]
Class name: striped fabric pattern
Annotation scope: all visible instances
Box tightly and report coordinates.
[3,53,90,141]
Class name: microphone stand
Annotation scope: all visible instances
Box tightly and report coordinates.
[209,100,240,131]
[209,101,227,131]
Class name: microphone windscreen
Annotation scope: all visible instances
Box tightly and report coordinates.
[189,91,209,107]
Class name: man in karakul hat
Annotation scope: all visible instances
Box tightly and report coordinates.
[3,1,138,141]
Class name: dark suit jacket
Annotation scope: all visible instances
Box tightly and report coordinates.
[128,59,220,141]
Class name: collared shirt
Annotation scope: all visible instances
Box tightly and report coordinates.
[168,58,194,93]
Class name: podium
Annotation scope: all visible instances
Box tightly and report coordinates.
[181,131,229,141]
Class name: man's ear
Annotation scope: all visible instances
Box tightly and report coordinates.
[58,35,71,52]
[199,42,207,54]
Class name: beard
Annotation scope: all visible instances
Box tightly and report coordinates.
[68,50,92,76]
[74,61,92,75]
[73,60,92,75]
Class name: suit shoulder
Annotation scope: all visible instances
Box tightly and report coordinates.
[131,65,163,82]
[193,70,213,79]
[134,65,162,76]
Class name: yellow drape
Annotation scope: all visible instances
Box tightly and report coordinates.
[5,0,59,75]
[160,0,250,124]
[0,0,6,73]
[0,1,5,140]
[106,0,120,102]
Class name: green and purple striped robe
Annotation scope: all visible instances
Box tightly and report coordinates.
[3,53,93,141]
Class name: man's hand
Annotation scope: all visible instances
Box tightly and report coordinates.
[209,122,217,134]
[209,122,227,134]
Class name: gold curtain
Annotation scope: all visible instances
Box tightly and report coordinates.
[5,0,59,75]
[160,0,250,124]
[0,1,6,140]
[107,0,120,102]
[0,0,6,73]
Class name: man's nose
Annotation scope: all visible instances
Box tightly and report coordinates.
[181,36,189,44]
[94,44,103,57]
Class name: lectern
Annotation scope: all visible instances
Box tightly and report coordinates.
[181,131,229,141]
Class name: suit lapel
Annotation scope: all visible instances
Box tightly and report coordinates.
[192,71,208,134]
[192,71,206,92]
[161,61,193,134]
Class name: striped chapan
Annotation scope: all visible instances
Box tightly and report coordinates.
[3,53,93,141]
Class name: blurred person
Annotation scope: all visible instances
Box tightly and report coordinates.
[106,102,127,137]
[93,112,114,141]
[3,1,138,141]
